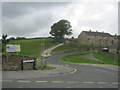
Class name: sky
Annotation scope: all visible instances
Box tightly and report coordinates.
[1,0,119,39]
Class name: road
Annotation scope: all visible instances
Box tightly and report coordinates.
[2,52,119,88]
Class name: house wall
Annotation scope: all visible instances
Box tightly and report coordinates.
[78,32,88,45]
[78,31,118,47]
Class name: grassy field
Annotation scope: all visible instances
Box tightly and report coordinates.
[52,43,104,53]
[59,52,119,66]
[52,43,79,52]
[3,38,58,58]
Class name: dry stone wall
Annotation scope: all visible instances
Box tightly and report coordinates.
[2,54,36,71]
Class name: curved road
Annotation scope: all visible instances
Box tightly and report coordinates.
[3,52,118,88]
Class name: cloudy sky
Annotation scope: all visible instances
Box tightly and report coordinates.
[2,0,118,38]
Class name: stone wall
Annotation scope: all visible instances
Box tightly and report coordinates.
[78,31,118,47]
[2,54,36,71]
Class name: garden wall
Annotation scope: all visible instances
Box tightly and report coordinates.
[2,54,36,71]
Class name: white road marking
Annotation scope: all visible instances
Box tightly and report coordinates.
[18,87,23,88]
[70,69,77,74]
[35,81,47,83]
[111,82,119,84]
[65,65,69,66]
[68,81,79,83]
[98,82,108,84]
[52,81,63,83]
[83,82,94,84]
[2,80,13,82]
[17,80,30,83]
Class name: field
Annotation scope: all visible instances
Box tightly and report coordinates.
[3,38,57,58]
[52,43,104,53]
[52,43,79,52]
[59,52,119,66]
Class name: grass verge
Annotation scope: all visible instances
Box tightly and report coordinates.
[59,52,119,66]
[36,61,56,70]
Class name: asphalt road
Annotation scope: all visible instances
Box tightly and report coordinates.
[2,52,119,88]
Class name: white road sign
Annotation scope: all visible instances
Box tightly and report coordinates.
[6,45,21,52]
[6,45,15,52]
[15,45,20,52]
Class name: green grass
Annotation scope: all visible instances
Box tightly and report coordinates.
[52,43,79,52]
[36,61,56,70]
[93,52,119,65]
[3,38,58,57]
[52,43,104,53]
[59,52,119,66]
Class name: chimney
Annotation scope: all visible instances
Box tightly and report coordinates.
[102,31,104,33]
[89,29,91,32]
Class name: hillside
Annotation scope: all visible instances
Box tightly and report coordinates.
[3,38,58,58]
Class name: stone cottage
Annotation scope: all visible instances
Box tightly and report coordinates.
[109,35,120,54]
[109,42,119,54]
[78,30,118,47]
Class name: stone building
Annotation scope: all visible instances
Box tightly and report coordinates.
[78,30,118,47]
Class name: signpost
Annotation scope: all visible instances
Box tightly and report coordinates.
[21,60,36,70]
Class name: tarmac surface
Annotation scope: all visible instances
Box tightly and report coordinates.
[2,52,119,88]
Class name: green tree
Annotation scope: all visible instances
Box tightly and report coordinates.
[2,34,10,52]
[50,19,72,42]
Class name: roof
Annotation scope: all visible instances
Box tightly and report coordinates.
[82,31,112,37]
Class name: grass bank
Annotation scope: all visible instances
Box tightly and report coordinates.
[59,52,119,66]
[3,38,58,58]
[52,43,79,52]
[52,43,104,53]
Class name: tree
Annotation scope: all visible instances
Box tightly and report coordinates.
[2,34,10,52]
[50,19,72,42]
[9,37,16,40]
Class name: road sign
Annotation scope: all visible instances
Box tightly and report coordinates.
[22,60,35,63]
[21,60,36,70]
[6,45,15,52]
[15,45,20,52]
[6,45,20,52]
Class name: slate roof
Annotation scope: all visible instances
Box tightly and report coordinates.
[83,31,112,37]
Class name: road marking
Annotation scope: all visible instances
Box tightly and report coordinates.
[70,69,77,74]
[52,81,63,83]
[17,80,30,83]
[111,82,119,84]
[97,82,108,84]
[18,87,23,88]
[83,82,94,84]
[2,80,13,82]
[35,81,47,83]
[68,81,79,83]
[65,65,69,66]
